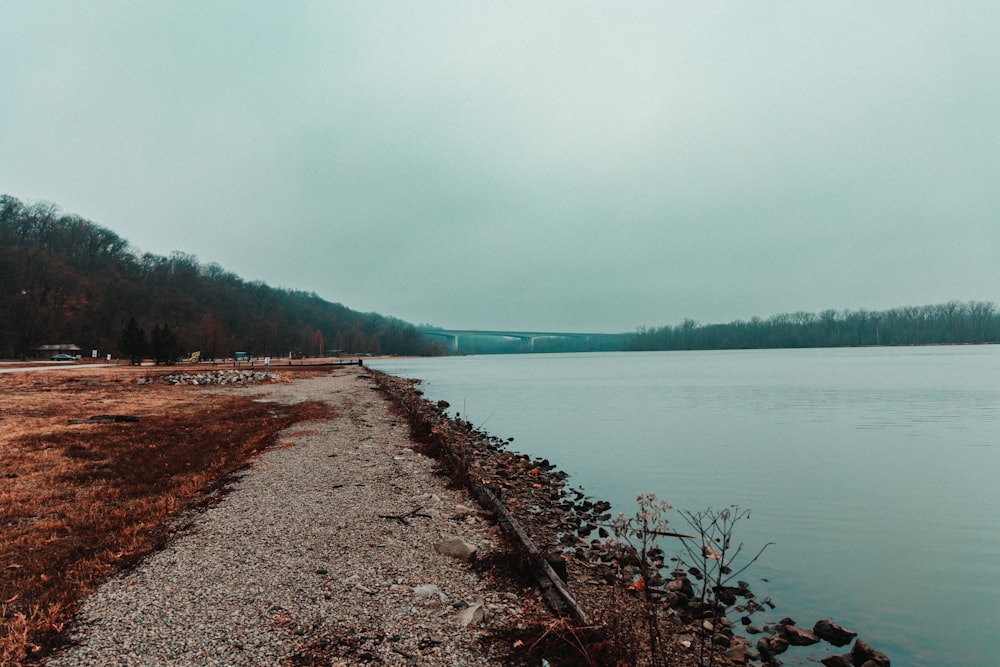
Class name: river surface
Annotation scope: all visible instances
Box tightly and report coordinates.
[371,346,1000,666]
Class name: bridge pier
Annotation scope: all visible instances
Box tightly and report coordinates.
[419,328,610,355]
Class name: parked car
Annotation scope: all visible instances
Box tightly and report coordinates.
[51,354,77,361]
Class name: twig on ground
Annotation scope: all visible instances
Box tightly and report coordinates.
[377,507,432,526]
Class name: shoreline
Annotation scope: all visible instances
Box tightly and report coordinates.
[1,364,888,666]
[371,369,744,666]
[371,368,892,667]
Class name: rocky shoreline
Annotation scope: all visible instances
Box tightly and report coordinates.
[371,369,891,667]
[42,365,890,666]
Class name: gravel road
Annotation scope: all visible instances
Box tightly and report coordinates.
[46,367,541,666]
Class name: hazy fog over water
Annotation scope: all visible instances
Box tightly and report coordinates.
[2,3,998,331]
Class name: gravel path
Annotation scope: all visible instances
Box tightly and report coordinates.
[47,368,538,666]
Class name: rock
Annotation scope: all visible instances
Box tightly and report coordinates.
[769,636,789,655]
[453,503,478,517]
[413,584,442,599]
[714,584,745,605]
[814,619,858,647]
[456,598,486,627]
[726,638,753,664]
[756,637,773,660]
[849,638,890,667]
[820,655,853,667]
[434,537,477,562]
[149,369,278,386]
[666,574,694,597]
[778,623,820,646]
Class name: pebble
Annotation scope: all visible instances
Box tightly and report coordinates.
[47,368,542,666]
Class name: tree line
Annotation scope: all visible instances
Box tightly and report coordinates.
[624,301,999,352]
[0,195,442,361]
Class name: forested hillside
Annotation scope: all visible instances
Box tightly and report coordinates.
[0,195,441,360]
[625,302,999,352]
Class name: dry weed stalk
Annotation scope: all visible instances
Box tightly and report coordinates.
[609,493,674,666]
[676,506,772,667]
[527,617,606,667]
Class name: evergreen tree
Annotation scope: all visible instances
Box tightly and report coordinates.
[150,323,181,365]
[119,317,147,365]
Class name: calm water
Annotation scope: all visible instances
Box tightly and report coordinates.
[370,347,1000,667]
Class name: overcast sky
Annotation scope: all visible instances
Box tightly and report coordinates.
[2,2,998,332]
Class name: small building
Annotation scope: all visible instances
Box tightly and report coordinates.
[33,344,82,359]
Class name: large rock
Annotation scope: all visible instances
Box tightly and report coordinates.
[820,655,852,667]
[756,636,772,659]
[434,537,477,562]
[814,619,858,647]
[849,638,890,666]
[769,636,790,655]
[757,635,789,658]
[778,622,820,646]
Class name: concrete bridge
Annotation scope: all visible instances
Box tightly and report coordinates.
[418,328,606,353]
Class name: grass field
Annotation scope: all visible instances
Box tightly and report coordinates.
[0,365,335,665]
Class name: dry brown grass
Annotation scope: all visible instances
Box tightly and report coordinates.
[0,365,337,666]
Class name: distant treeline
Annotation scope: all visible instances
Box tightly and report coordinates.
[0,195,442,360]
[624,302,998,352]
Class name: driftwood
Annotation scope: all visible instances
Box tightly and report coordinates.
[68,414,140,425]
[473,484,591,625]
